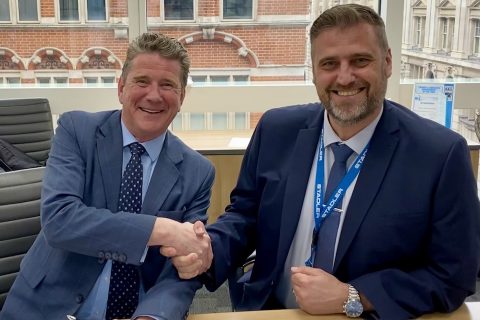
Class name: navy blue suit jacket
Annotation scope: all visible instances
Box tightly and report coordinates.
[206,101,480,319]
[1,110,214,320]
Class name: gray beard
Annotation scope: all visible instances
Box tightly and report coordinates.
[322,84,386,126]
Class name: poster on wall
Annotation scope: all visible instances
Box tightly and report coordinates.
[411,83,455,128]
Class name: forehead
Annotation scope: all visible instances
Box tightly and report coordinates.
[127,53,182,79]
[312,23,383,59]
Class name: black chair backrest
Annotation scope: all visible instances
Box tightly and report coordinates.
[0,99,54,165]
[0,167,44,308]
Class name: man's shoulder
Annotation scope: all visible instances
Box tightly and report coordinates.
[61,109,119,126]
[261,102,323,126]
[385,100,465,145]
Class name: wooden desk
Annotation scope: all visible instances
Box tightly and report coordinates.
[188,303,480,320]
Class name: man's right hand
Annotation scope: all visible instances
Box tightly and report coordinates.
[149,219,213,278]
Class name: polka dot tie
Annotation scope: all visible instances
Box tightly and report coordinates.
[106,142,146,320]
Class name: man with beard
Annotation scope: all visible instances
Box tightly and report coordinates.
[165,4,480,319]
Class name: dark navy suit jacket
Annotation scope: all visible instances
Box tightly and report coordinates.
[1,110,214,320]
[206,101,480,319]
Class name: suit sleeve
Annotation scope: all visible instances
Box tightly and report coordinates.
[41,113,157,265]
[351,139,480,319]
[203,118,266,291]
[135,155,215,319]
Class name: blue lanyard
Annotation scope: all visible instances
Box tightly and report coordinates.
[305,131,369,267]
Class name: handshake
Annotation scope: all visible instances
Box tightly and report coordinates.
[149,218,213,279]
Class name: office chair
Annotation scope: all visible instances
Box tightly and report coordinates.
[228,251,256,310]
[0,98,54,165]
[0,167,44,309]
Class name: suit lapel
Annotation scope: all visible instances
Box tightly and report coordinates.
[276,111,323,266]
[97,112,123,212]
[333,102,400,271]
[142,132,181,216]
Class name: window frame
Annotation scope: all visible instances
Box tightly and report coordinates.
[221,0,255,21]
[161,0,196,23]
[57,0,108,23]
[16,0,40,23]
[0,0,13,23]
[85,0,108,22]
[474,19,480,55]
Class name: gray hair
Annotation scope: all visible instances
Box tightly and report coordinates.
[122,32,190,88]
[310,4,389,51]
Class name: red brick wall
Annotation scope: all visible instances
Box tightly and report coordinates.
[199,0,219,17]
[147,0,160,17]
[249,112,263,129]
[110,0,128,17]
[185,40,251,68]
[40,0,55,17]
[0,28,128,60]
[251,76,305,81]
[257,0,310,15]
[219,26,306,65]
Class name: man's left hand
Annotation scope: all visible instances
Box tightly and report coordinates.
[291,266,348,314]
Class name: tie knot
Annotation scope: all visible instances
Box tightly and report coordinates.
[128,142,146,156]
[331,143,353,164]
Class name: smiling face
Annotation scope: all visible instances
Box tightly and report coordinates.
[311,22,392,135]
[118,53,185,142]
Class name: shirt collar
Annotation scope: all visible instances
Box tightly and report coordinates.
[120,120,165,162]
[323,105,383,155]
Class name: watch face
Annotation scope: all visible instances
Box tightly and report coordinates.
[345,300,363,317]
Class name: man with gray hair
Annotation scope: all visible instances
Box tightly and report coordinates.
[1,32,213,320]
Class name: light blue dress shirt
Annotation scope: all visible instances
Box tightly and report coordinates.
[75,120,165,320]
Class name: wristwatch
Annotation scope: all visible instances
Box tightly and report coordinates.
[343,284,363,317]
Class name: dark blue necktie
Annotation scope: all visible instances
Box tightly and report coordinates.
[106,142,145,320]
[314,142,353,272]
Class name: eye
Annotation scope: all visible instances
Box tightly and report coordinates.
[160,83,174,90]
[319,60,337,70]
[135,79,149,87]
[353,58,370,67]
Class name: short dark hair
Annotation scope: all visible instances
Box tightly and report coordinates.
[310,4,389,51]
[122,32,190,88]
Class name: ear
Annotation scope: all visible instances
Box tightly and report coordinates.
[117,76,125,105]
[385,48,393,78]
[178,87,186,111]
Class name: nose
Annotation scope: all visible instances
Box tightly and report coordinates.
[145,85,164,102]
[336,63,355,86]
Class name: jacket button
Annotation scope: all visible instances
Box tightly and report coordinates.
[75,294,84,303]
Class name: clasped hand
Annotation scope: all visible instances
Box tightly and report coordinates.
[159,221,213,279]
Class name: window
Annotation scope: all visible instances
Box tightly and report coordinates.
[190,113,205,130]
[439,17,454,52]
[474,20,480,55]
[234,112,247,129]
[18,0,38,21]
[210,75,230,83]
[191,75,207,84]
[59,0,79,21]
[414,16,425,47]
[164,0,194,21]
[84,75,116,85]
[223,0,253,19]
[0,0,11,21]
[37,76,68,86]
[212,112,228,130]
[87,0,106,21]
